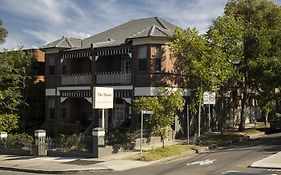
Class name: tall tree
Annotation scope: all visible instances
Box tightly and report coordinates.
[0,19,7,45]
[0,18,33,131]
[208,0,281,131]
[171,28,234,135]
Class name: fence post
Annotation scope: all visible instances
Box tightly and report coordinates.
[0,132,7,148]
[34,130,46,156]
[91,127,105,158]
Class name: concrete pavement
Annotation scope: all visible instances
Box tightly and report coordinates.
[0,154,154,174]
[2,149,280,174]
[0,139,183,174]
[250,151,281,169]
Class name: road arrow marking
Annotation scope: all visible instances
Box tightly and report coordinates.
[186,159,216,166]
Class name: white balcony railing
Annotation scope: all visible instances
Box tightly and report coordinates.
[60,73,91,85]
[96,71,132,84]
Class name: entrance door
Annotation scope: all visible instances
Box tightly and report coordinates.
[113,104,125,127]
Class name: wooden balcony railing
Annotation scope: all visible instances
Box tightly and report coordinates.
[96,71,132,84]
[60,73,91,85]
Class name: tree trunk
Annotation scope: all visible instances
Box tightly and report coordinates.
[264,108,269,126]
[161,135,165,148]
[239,93,246,132]
[220,94,225,135]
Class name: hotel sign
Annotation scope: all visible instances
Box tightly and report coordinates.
[93,87,114,109]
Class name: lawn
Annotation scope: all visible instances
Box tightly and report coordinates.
[135,144,195,161]
[200,134,245,146]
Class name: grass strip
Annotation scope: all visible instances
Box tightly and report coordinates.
[138,144,195,161]
[200,134,246,146]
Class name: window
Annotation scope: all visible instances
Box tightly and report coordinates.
[61,108,66,119]
[49,98,55,120]
[49,66,55,75]
[48,56,56,75]
[138,46,147,71]
[49,108,55,120]
[62,65,66,75]
[154,46,162,71]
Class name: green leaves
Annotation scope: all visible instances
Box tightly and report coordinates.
[0,114,19,132]
[171,27,235,92]
[171,0,281,131]
[134,88,184,144]
[0,49,33,132]
[0,50,33,115]
[0,19,7,45]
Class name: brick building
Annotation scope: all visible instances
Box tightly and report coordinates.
[41,17,185,134]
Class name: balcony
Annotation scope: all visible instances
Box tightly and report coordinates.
[96,71,132,85]
[60,73,91,85]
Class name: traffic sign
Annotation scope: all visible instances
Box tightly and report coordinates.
[203,92,216,104]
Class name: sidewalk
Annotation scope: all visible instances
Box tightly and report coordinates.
[0,140,183,174]
[250,151,281,169]
[0,153,154,174]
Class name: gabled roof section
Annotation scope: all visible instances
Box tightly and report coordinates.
[82,17,178,48]
[128,25,173,39]
[41,36,81,49]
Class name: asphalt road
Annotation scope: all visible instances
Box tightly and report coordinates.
[94,133,281,175]
[0,133,281,175]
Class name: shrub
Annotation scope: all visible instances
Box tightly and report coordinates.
[6,133,34,151]
[106,129,137,151]
[47,134,90,153]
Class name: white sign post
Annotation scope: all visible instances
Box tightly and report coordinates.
[93,87,114,129]
[140,110,153,158]
[203,92,216,132]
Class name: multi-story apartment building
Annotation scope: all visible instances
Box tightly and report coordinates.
[41,17,184,134]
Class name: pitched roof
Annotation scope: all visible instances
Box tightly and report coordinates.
[82,17,178,48]
[41,36,81,49]
[128,25,174,39]
[41,17,178,49]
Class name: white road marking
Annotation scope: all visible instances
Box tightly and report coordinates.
[186,159,216,166]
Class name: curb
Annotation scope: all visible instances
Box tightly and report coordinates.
[0,165,113,174]
[249,164,281,170]
[154,150,197,164]
[248,132,265,139]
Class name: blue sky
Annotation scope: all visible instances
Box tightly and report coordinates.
[0,0,281,50]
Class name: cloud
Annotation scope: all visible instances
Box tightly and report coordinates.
[140,0,227,32]
[0,0,85,25]
[22,29,59,43]
[66,32,91,39]
[0,33,27,50]
[0,0,229,50]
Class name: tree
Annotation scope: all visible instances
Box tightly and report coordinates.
[0,18,33,131]
[0,49,33,131]
[171,28,234,135]
[0,114,19,132]
[0,19,7,45]
[208,0,281,131]
[134,88,184,148]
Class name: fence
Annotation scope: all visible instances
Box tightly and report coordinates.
[0,128,174,158]
[0,129,105,158]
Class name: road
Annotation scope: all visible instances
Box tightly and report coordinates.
[0,133,281,175]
